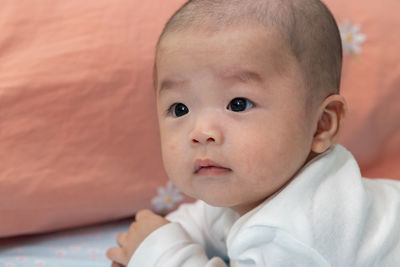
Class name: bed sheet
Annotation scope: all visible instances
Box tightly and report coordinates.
[0,219,131,267]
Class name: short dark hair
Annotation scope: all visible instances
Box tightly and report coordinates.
[155,0,342,99]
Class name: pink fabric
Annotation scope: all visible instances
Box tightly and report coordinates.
[0,0,185,237]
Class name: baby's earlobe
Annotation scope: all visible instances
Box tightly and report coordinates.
[311,132,333,153]
[311,94,348,154]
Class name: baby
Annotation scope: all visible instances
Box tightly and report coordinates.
[107,0,400,266]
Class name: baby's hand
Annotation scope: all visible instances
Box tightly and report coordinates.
[106,210,170,266]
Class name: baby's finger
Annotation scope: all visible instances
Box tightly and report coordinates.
[135,209,154,221]
[106,247,127,264]
[116,232,128,247]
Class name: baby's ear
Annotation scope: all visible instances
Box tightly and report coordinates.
[311,94,348,154]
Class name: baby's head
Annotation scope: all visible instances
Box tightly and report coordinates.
[154,0,347,215]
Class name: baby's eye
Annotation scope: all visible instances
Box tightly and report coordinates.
[169,103,189,117]
[227,97,254,112]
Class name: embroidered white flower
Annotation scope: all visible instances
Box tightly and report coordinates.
[152,181,183,214]
[339,20,366,55]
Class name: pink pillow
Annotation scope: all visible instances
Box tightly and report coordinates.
[323,0,400,180]
[0,0,185,237]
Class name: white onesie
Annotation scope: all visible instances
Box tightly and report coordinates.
[128,145,400,267]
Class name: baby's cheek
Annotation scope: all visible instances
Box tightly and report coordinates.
[161,137,177,155]
[162,142,185,173]
[238,142,267,174]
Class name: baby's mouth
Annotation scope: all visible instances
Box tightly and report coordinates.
[194,159,232,175]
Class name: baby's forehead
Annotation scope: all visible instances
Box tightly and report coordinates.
[156,25,296,78]
[155,29,308,100]
[158,22,292,56]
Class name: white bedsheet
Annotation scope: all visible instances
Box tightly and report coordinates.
[0,219,131,267]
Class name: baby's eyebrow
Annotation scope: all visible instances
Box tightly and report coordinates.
[159,78,187,94]
[219,69,263,84]
[158,69,263,94]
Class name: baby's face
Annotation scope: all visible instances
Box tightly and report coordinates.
[155,26,317,215]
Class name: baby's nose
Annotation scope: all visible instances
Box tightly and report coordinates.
[190,121,223,145]
[192,136,217,144]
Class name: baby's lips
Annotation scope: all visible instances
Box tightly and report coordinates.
[193,158,231,173]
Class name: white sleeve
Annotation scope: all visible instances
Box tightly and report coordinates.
[167,200,236,260]
[227,228,331,267]
[127,201,232,267]
[127,222,330,267]
[165,200,212,249]
[127,222,228,267]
